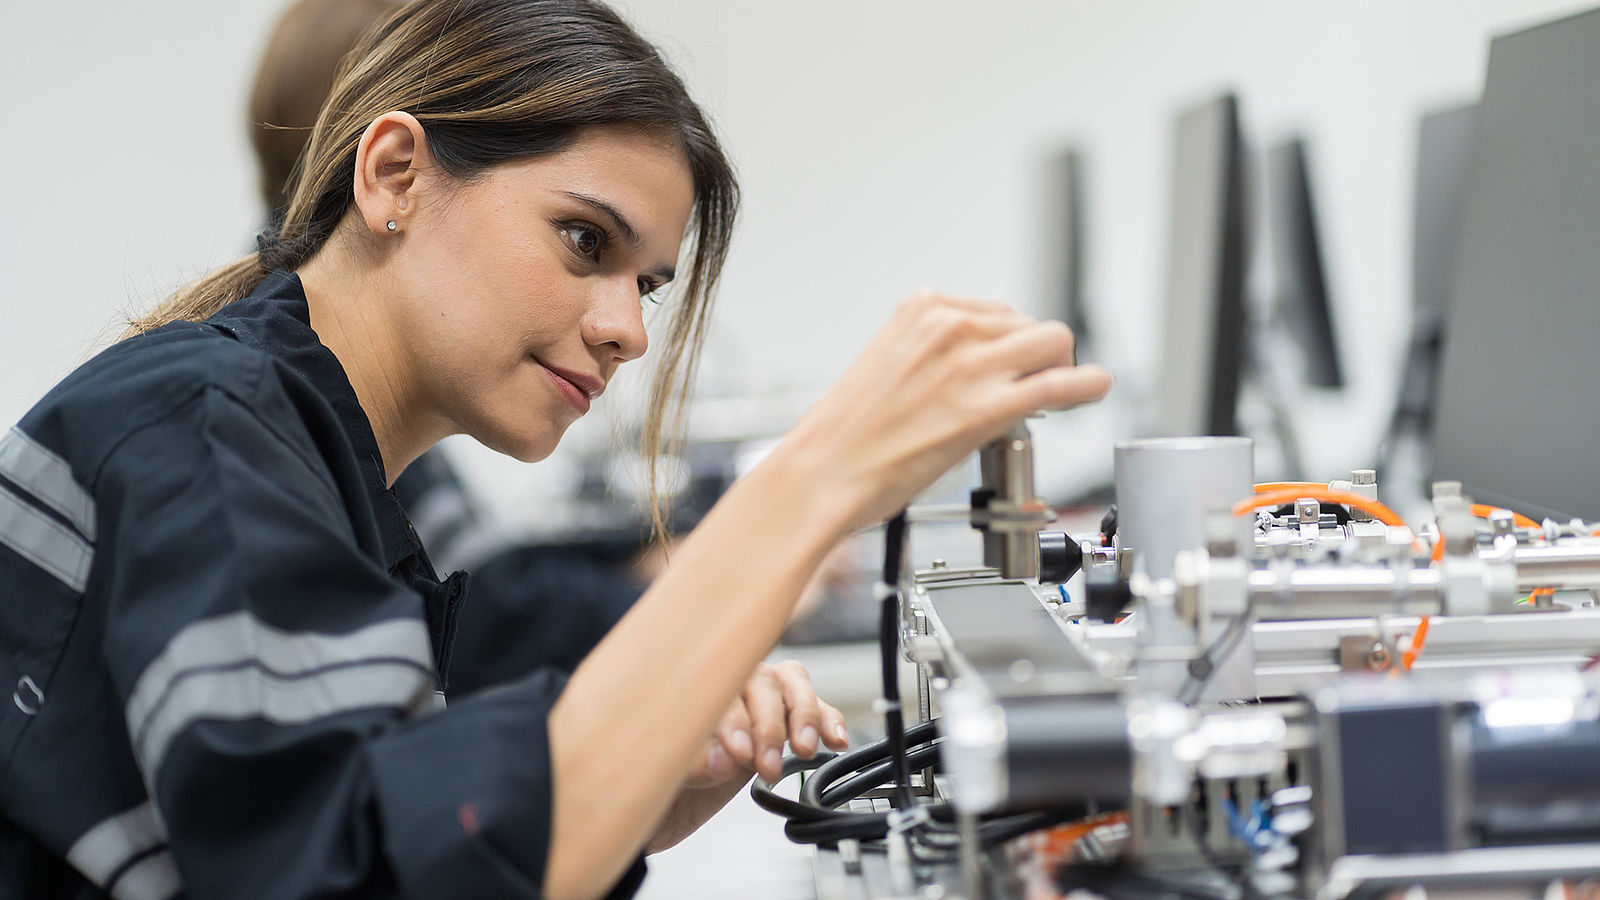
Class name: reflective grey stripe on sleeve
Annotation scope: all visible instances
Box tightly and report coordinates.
[0,481,94,592]
[126,612,437,778]
[107,848,182,900]
[66,801,172,891]
[0,426,96,540]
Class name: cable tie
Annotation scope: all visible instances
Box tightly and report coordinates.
[871,698,901,715]
[886,806,931,836]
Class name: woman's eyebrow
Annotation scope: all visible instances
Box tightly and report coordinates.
[563,191,640,247]
[563,190,676,282]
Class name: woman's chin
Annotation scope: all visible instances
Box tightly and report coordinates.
[475,425,566,463]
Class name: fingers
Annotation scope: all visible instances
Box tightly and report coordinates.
[742,667,789,783]
[771,661,851,756]
[819,700,850,751]
[713,698,755,771]
[905,306,1032,356]
[969,318,1078,379]
[771,661,820,758]
[913,305,1108,422]
[699,738,742,785]
[899,294,1086,385]
[768,660,822,759]
[1012,363,1114,414]
[901,288,1012,317]
[721,663,852,785]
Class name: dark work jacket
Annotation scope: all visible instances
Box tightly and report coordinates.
[0,271,644,898]
[391,451,644,698]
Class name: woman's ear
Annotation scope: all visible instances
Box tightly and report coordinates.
[352,111,431,237]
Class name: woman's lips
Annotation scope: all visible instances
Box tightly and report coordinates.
[538,361,596,415]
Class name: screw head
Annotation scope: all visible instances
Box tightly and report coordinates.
[1366,642,1392,670]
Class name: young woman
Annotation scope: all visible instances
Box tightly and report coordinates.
[0,1,1111,897]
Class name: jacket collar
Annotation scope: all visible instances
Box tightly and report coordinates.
[204,270,426,572]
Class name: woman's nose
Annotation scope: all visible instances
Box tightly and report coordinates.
[581,277,650,363]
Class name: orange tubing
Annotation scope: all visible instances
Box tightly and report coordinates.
[1469,504,1540,531]
[1432,504,1544,563]
[1234,488,1408,529]
[1033,811,1131,857]
[1253,482,1328,494]
[1521,587,1556,605]
[1401,616,1431,671]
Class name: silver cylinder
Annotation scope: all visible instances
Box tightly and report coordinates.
[1247,566,1443,619]
[1514,545,1600,590]
[976,422,1051,580]
[1114,436,1254,580]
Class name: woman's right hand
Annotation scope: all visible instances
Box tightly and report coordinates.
[779,290,1112,530]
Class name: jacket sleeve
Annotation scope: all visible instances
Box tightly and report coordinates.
[95,379,609,899]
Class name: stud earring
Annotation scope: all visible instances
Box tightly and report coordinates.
[386,220,398,231]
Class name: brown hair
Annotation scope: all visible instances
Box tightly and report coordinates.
[131,0,739,542]
[247,0,402,211]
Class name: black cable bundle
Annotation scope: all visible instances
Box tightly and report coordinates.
[748,509,1092,858]
[879,511,914,811]
[749,722,1090,851]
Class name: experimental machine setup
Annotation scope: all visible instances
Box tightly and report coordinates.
[751,428,1600,900]
[747,7,1600,897]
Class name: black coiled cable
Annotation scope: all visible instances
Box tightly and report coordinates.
[750,714,1093,850]
[748,510,1091,857]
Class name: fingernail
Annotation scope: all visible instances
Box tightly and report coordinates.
[798,726,818,751]
[833,723,850,744]
[763,748,781,773]
[707,744,729,771]
[730,729,753,759]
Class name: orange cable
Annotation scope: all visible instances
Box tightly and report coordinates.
[1432,504,1543,563]
[1521,587,1556,605]
[1468,504,1540,531]
[1253,481,1327,494]
[1033,810,1130,856]
[1401,616,1431,672]
[1234,488,1408,529]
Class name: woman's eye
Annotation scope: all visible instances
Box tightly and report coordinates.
[563,224,603,261]
[638,278,662,303]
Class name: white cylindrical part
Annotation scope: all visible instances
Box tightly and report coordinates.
[1114,436,1254,580]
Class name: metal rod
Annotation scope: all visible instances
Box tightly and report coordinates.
[1515,545,1600,590]
[958,810,985,900]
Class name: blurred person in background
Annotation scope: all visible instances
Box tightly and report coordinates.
[0,1,1109,898]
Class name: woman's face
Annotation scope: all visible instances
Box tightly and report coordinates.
[391,125,696,461]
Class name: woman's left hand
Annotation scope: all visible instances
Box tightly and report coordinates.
[648,660,850,852]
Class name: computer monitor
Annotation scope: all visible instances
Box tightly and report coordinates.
[1430,8,1600,521]
[1151,94,1249,437]
[1377,102,1481,484]
[1264,138,1343,389]
[1383,103,1480,451]
[1412,102,1480,327]
[1041,148,1091,351]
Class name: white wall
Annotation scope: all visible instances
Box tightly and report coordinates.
[2,0,1592,502]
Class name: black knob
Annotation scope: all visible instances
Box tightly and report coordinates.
[1085,566,1133,622]
[1038,531,1083,584]
[1099,505,1118,546]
